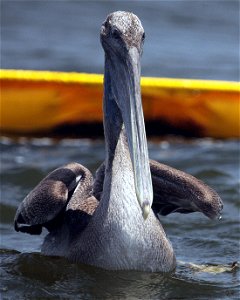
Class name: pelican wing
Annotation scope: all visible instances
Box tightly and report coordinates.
[14,162,93,234]
[150,160,223,219]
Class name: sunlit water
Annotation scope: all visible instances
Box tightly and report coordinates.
[0,137,239,299]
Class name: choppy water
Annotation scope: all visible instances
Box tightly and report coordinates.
[1,137,239,299]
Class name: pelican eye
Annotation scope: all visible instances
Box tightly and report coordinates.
[111,28,121,39]
[142,32,145,42]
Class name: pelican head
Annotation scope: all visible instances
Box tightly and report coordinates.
[100,11,153,219]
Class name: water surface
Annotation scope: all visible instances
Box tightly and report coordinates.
[2,0,239,80]
[1,137,239,299]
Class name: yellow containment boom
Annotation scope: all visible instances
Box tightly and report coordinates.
[0,69,239,138]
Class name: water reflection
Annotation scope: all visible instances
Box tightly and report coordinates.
[1,249,238,299]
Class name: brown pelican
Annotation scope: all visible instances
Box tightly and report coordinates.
[14,11,223,272]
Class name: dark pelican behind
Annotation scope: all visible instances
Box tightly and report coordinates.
[14,11,223,272]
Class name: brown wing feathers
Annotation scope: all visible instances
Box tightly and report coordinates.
[14,159,223,236]
[150,160,223,219]
[14,162,92,234]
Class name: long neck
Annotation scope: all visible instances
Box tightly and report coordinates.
[77,56,176,272]
[101,55,140,218]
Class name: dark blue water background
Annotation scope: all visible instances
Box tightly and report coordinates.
[1,0,239,80]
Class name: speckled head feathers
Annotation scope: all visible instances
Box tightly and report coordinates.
[101,11,145,51]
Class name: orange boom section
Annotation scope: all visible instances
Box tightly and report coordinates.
[0,69,239,138]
